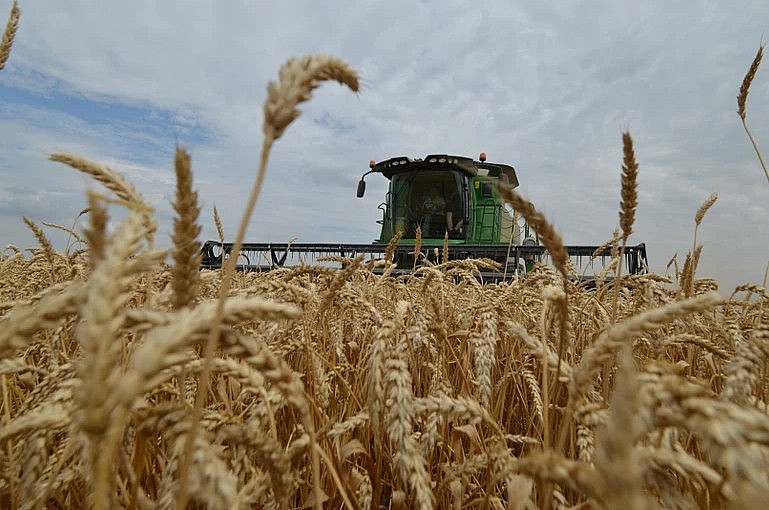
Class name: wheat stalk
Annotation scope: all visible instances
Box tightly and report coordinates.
[737,45,769,184]
[611,132,640,325]
[74,210,148,510]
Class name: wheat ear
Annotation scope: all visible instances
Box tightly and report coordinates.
[619,132,638,243]
[738,45,763,121]
[22,217,56,272]
[496,183,569,279]
[613,132,639,321]
[413,225,423,270]
[384,229,402,266]
[84,192,108,270]
[681,192,717,297]
[737,45,769,184]
[694,192,718,229]
[212,205,225,244]
[49,153,157,244]
[692,192,718,253]
[0,1,19,71]
[171,147,202,309]
[0,281,85,358]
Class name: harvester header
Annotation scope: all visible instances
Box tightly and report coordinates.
[201,153,647,282]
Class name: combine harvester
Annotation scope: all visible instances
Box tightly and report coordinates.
[200,153,647,282]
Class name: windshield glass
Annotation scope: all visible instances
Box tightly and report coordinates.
[392,170,463,238]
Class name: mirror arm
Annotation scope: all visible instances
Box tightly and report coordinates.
[356,169,376,198]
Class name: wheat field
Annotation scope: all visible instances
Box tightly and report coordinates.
[3,5,769,509]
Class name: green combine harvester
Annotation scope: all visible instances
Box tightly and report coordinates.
[201,153,647,281]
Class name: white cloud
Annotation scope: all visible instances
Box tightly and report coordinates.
[1,0,768,293]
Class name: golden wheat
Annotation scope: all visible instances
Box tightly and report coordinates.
[170,146,202,309]
[737,44,769,184]
[3,48,769,510]
[619,132,639,242]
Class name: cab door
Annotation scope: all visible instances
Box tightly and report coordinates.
[470,178,500,243]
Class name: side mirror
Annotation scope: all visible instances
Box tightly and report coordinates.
[356,179,366,198]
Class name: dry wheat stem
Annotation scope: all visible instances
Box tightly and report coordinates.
[48,153,150,214]
[41,221,86,250]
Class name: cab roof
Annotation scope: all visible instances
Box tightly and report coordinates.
[370,154,519,188]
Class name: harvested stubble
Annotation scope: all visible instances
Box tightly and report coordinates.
[2,48,769,510]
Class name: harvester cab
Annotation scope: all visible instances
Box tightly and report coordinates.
[357,153,523,246]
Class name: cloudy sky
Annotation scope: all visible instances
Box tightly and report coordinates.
[1,1,768,292]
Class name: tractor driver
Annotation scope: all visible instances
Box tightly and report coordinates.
[421,186,447,236]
